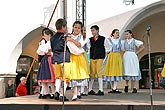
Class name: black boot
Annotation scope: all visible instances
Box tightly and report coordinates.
[132,88,137,93]
[88,90,96,95]
[54,92,60,100]
[59,96,69,101]
[95,90,104,96]
[77,95,82,99]
[124,86,128,93]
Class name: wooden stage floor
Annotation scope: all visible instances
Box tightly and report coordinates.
[0,89,165,110]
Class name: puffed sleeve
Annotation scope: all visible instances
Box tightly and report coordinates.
[135,39,143,48]
[79,35,87,47]
[86,38,91,52]
[121,40,125,51]
[46,41,51,50]
[104,38,112,53]
[67,35,85,55]
[36,39,49,55]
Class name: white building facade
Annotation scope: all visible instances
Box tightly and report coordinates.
[0,0,164,98]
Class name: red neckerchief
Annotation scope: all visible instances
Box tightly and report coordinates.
[57,30,64,33]
[93,35,98,42]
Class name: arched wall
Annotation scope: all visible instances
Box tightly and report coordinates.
[120,0,165,59]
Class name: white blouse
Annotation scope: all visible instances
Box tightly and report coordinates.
[121,38,143,51]
[67,34,86,55]
[104,37,121,53]
[86,37,110,53]
[36,40,51,55]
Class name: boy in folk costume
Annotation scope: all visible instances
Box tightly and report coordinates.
[87,25,108,95]
[37,28,55,99]
[104,29,123,93]
[67,21,89,101]
[121,30,144,93]
[50,18,70,101]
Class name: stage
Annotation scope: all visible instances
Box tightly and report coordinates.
[0,89,165,110]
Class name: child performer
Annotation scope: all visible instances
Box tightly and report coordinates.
[86,25,107,95]
[67,21,89,101]
[37,28,55,99]
[80,30,89,96]
[50,18,70,101]
[104,29,123,93]
[122,30,144,93]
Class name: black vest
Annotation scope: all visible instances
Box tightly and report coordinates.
[89,35,105,59]
[50,32,70,64]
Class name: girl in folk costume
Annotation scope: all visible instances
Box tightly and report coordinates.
[122,30,144,93]
[37,28,55,99]
[80,30,89,96]
[104,29,123,93]
[67,21,89,101]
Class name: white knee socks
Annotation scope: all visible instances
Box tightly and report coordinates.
[42,83,48,95]
[81,86,85,94]
[49,82,55,94]
[112,81,117,90]
[55,79,61,93]
[126,80,129,86]
[60,82,68,96]
[72,86,77,100]
[98,78,103,92]
[132,80,136,88]
[88,79,94,91]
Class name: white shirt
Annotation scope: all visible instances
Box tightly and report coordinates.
[36,40,51,55]
[86,36,110,53]
[104,37,121,53]
[121,38,143,51]
[67,34,86,55]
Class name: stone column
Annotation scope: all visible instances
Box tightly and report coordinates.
[0,73,17,98]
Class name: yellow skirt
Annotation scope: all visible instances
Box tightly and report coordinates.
[83,52,90,74]
[161,63,165,77]
[104,52,122,76]
[70,54,89,80]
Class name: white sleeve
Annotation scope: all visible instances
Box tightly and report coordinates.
[104,38,112,53]
[46,41,51,50]
[36,40,49,54]
[121,40,125,51]
[79,35,87,47]
[135,39,143,48]
[86,38,91,52]
[67,41,84,55]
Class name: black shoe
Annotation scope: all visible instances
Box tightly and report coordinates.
[114,89,122,93]
[77,95,82,99]
[72,98,77,101]
[54,92,60,100]
[132,88,137,93]
[88,90,96,95]
[38,94,43,99]
[59,96,69,101]
[108,89,122,93]
[49,94,54,99]
[81,93,88,96]
[108,90,113,93]
[124,86,128,93]
[95,90,104,96]
[38,94,47,99]
[45,94,52,99]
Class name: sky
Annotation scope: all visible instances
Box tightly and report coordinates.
[67,0,161,26]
